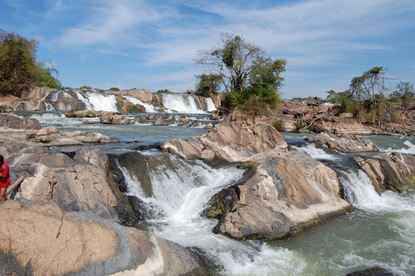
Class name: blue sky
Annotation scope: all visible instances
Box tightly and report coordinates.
[1,0,414,98]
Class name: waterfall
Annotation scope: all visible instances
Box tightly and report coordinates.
[115,153,306,275]
[43,102,56,112]
[75,91,118,112]
[340,170,415,213]
[206,98,217,112]
[123,96,157,113]
[162,94,214,113]
[382,140,415,154]
[292,143,338,160]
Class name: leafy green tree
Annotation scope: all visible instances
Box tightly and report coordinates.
[198,34,286,113]
[0,31,60,97]
[195,73,222,97]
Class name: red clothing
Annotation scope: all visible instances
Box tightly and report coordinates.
[0,161,11,189]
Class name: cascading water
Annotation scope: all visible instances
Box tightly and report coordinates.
[206,98,217,112]
[116,153,306,275]
[382,140,415,154]
[75,91,118,112]
[162,94,214,113]
[292,143,338,160]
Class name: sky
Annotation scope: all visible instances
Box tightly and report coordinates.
[1,0,414,98]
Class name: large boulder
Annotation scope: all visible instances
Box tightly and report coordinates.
[308,116,373,135]
[126,89,153,103]
[0,114,41,130]
[100,112,134,125]
[5,146,134,224]
[356,153,415,193]
[0,201,210,276]
[307,132,378,153]
[162,123,288,162]
[162,124,350,240]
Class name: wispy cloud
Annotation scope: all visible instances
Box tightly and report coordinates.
[57,0,167,48]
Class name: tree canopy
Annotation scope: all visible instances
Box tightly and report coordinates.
[0,31,60,97]
[197,34,286,114]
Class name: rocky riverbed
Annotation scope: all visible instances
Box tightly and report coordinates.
[0,109,414,275]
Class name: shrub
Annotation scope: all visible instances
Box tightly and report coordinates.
[272,118,284,132]
[109,87,120,91]
[294,120,308,132]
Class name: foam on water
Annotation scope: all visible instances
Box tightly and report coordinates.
[117,156,306,275]
[341,170,415,212]
[292,143,338,160]
[381,140,415,154]
[162,94,206,114]
[206,97,217,112]
[123,96,157,113]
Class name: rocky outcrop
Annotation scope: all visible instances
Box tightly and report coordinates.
[356,153,415,193]
[307,132,378,153]
[308,116,373,135]
[346,267,394,276]
[100,112,135,125]
[0,201,210,276]
[3,145,133,223]
[162,123,288,162]
[162,123,350,240]
[64,110,103,118]
[125,89,154,103]
[28,127,115,145]
[0,113,41,130]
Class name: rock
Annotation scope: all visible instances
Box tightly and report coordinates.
[100,112,134,124]
[0,113,41,130]
[0,201,210,276]
[205,123,214,129]
[163,123,350,240]
[309,116,373,135]
[29,128,114,145]
[64,110,102,118]
[356,153,415,192]
[82,119,97,124]
[307,132,378,153]
[339,112,353,118]
[162,123,288,162]
[346,266,394,276]
[36,127,60,136]
[126,89,153,103]
[8,147,134,223]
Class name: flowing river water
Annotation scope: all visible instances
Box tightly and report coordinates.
[25,112,415,275]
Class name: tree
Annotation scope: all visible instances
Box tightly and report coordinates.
[391,81,414,109]
[350,66,386,103]
[0,31,60,97]
[195,73,222,97]
[198,34,286,113]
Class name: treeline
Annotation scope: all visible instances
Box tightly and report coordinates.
[0,31,60,97]
[326,67,414,125]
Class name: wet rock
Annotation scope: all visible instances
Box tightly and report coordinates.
[29,128,114,145]
[346,266,394,276]
[163,123,350,240]
[307,132,378,153]
[64,110,102,118]
[0,113,41,130]
[100,112,135,124]
[356,153,415,192]
[309,116,373,135]
[0,201,210,276]
[205,123,214,129]
[162,123,288,162]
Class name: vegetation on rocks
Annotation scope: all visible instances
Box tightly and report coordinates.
[0,31,60,97]
[198,34,286,114]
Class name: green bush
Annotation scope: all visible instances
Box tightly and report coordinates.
[0,31,60,96]
[109,87,120,91]
[294,120,308,132]
[272,118,284,132]
[126,104,145,113]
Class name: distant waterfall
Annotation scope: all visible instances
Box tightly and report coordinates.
[123,96,157,113]
[76,91,118,112]
[162,94,216,113]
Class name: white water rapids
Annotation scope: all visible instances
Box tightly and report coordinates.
[114,143,415,275]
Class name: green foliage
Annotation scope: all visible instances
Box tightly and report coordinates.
[340,97,356,113]
[199,34,286,115]
[0,105,9,113]
[195,73,222,97]
[0,31,60,96]
[126,104,145,113]
[109,87,120,91]
[272,118,284,132]
[350,66,385,102]
[80,85,92,91]
[157,89,170,93]
[294,120,308,132]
